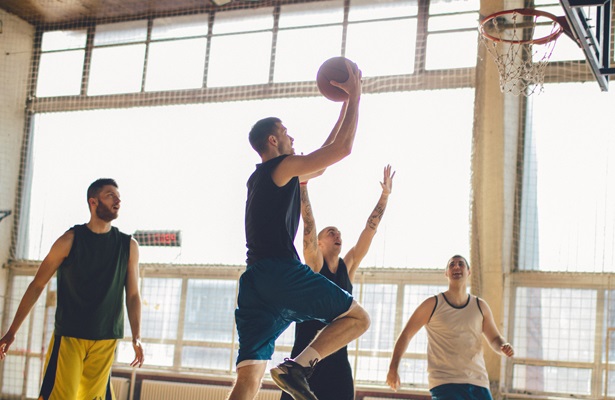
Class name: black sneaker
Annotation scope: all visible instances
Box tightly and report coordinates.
[270,358,318,400]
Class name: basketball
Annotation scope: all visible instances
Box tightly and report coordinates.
[316,56,353,102]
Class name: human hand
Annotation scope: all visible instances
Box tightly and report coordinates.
[0,333,15,361]
[130,338,144,368]
[331,60,362,100]
[380,164,395,195]
[386,368,401,391]
[501,342,514,357]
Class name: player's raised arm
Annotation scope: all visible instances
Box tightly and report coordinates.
[272,60,362,186]
[300,183,324,272]
[345,165,395,281]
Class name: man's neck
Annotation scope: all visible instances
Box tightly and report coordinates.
[86,219,112,234]
[444,284,468,304]
[323,252,340,272]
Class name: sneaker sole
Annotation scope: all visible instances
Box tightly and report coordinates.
[270,368,318,400]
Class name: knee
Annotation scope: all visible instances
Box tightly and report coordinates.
[355,304,371,333]
[230,365,265,398]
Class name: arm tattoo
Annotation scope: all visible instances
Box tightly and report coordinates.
[367,203,386,230]
[301,186,317,249]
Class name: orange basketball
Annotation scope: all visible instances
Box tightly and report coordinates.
[316,57,353,102]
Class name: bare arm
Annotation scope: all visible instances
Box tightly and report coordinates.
[480,298,514,357]
[300,184,324,272]
[299,101,349,183]
[125,238,144,367]
[387,296,435,391]
[0,230,73,360]
[344,165,395,281]
[273,61,362,186]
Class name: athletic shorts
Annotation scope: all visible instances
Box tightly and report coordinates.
[235,258,354,366]
[430,383,493,400]
[39,335,118,400]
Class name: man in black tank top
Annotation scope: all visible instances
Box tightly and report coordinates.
[279,165,394,400]
[229,60,371,400]
[0,178,144,400]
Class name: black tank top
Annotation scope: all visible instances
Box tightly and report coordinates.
[245,155,301,265]
[292,258,353,352]
[55,224,131,339]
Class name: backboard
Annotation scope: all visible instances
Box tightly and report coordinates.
[559,0,614,91]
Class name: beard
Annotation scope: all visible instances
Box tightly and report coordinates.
[96,202,118,222]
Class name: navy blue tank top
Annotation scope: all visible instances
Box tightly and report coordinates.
[292,258,353,351]
[245,155,301,265]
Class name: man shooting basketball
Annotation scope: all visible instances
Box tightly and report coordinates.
[386,255,514,400]
[0,178,144,400]
[280,164,394,400]
[227,59,369,400]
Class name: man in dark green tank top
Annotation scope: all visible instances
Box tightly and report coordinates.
[0,178,144,400]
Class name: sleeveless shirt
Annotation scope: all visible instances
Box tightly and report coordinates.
[54,224,131,340]
[293,258,353,350]
[245,155,301,265]
[282,258,355,400]
[425,293,490,390]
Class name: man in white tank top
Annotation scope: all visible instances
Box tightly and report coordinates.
[386,255,514,399]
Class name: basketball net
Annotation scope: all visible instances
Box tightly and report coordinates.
[479,8,564,96]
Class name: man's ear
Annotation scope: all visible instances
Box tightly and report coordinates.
[268,134,278,147]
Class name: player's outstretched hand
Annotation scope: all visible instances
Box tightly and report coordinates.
[386,368,401,391]
[131,338,145,368]
[501,342,514,357]
[381,164,395,195]
[0,333,15,361]
[331,60,362,99]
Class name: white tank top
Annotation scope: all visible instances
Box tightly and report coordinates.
[425,293,490,390]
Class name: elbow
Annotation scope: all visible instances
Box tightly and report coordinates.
[340,143,353,159]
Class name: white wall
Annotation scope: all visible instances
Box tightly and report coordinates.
[0,9,34,319]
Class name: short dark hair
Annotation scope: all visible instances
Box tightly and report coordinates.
[249,117,281,155]
[448,254,470,269]
[87,178,118,202]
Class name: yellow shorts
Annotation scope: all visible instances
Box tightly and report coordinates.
[39,335,118,400]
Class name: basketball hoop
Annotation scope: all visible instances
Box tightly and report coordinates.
[479,8,565,96]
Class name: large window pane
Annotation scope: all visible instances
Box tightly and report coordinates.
[25,90,472,268]
[513,287,596,362]
[36,50,85,97]
[87,44,146,95]
[145,38,207,91]
[184,279,236,342]
[426,31,477,70]
[207,32,272,87]
[274,26,343,82]
[521,83,615,272]
[346,19,417,76]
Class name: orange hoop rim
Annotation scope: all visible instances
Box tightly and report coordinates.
[479,8,564,45]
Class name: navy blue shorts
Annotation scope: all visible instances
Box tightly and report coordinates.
[235,258,354,365]
[430,383,493,400]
